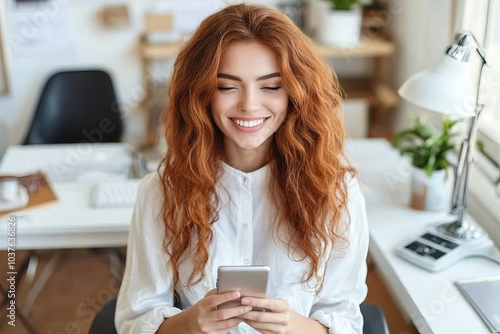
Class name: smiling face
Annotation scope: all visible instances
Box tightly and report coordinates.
[210,41,289,170]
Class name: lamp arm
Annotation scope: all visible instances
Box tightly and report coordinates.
[451,140,468,217]
[449,57,487,225]
[451,113,482,223]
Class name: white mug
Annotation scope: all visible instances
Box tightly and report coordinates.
[0,178,20,202]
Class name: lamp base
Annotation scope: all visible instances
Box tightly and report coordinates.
[437,219,485,241]
[396,219,494,272]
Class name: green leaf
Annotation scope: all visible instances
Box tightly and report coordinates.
[392,115,462,175]
[329,0,359,10]
[476,140,485,152]
[424,165,434,177]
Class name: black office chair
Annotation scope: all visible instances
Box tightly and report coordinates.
[18,70,125,326]
[89,299,389,334]
[360,303,390,334]
[24,69,123,144]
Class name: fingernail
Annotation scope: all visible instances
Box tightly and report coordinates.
[245,306,252,311]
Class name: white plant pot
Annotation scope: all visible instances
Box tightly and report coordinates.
[317,6,362,47]
[410,168,451,212]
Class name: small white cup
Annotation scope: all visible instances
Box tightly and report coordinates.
[0,178,20,202]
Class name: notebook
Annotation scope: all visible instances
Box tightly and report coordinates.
[456,276,500,333]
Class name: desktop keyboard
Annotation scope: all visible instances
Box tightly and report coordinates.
[90,180,141,208]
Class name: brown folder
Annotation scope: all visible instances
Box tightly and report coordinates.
[0,172,58,217]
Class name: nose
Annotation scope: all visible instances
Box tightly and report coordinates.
[238,88,260,112]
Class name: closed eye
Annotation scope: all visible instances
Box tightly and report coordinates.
[262,86,282,91]
[217,87,236,91]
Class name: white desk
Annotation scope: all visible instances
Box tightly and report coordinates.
[1,140,499,334]
[0,143,136,249]
[0,143,140,332]
[347,139,500,334]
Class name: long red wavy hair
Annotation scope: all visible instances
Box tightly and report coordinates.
[160,4,352,292]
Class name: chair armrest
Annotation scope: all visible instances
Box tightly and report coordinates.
[88,298,117,334]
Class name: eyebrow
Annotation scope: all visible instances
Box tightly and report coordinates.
[216,72,281,81]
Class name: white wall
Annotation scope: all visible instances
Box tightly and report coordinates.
[0,0,149,147]
[0,0,290,153]
[0,0,458,153]
[388,0,455,130]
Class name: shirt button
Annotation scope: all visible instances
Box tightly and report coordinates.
[244,258,249,265]
[243,223,249,229]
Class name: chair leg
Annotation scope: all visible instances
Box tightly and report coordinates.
[22,252,39,292]
[21,252,64,316]
[0,297,38,334]
[89,248,125,281]
[109,249,124,281]
[0,268,38,333]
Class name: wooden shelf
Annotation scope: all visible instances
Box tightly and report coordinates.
[339,77,399,109]
[140,35,181,59]
[315,37,395,58]
[139,33,398,143]
[139,35,395,60]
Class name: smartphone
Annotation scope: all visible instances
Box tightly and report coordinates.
[216,265,270,310]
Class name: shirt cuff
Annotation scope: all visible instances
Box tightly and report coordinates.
[116,306,182,334]
[310,310,362,334]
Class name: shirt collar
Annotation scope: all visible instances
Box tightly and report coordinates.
[221,161,270,187]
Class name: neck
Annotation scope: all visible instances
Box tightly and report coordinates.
[223,141,272,173]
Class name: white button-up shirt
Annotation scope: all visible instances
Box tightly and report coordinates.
[116,163,369,333]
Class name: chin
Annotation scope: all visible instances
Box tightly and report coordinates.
[234,138,269,150]
[236,142,266,150]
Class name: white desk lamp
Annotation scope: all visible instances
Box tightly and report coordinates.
[396,31,495,271]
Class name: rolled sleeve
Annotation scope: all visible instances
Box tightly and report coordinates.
[115,173,180,333]
[310,177,369,334]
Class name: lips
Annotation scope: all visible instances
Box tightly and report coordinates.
[230,117,268,128]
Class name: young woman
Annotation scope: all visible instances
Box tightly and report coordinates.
[116,4,368,334]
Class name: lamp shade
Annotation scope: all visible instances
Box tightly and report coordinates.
[398,56,475,118]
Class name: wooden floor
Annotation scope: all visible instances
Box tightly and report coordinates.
[0,249,418,334]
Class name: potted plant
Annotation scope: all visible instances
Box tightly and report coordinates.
[391,117,459,211]
[317,0,362,47]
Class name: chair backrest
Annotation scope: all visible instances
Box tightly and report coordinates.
[24,69,123,145]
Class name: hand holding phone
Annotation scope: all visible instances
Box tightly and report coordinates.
[216,265,270,310]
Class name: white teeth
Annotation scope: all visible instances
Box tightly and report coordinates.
[233,118,265,128]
